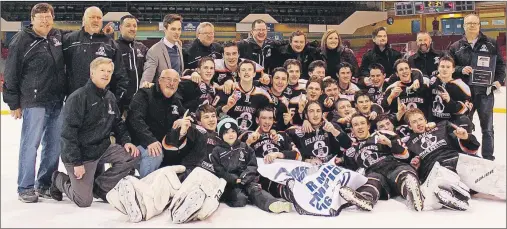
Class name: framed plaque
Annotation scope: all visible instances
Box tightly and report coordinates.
[470,53,496,87]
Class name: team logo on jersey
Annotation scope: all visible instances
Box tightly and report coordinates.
[211,53,217,59]
[244,94,250,103]
[95,46,107,56]
[312,140,329,158]
[295,127,305,137]
[420,134,438,150]
[262,143,280,156]
[237,112,253,131]
[108,103,115,115]
[239,151,245,161]
[171,105,179,115]
[434,56,440,64]
[199,83,207,93]
[479,45,489,52]
[432,95,445,113]
[285,87,292,95]
[266,48,272,57]
[360,149,380,168]
[368,88,376,94]
[136,49,144,58]
[218,74,227,82]
[52,37,62,47]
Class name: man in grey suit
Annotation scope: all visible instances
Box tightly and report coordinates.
[141,14,184,85]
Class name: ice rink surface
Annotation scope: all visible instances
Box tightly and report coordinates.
[1,90,506,228]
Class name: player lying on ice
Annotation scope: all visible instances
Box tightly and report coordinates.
[404,108,505,210]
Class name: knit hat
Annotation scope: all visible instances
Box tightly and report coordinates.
[217,117,239,139]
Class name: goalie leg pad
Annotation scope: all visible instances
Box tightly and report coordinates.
[171,189,206,224]
[435,188,469,211]
[456,154,506,200]
[118,178,143,223]
[106,178,128,215]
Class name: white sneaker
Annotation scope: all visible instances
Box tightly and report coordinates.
[119,181,143,223]
[171,189,206,224]
[268,201,292,213]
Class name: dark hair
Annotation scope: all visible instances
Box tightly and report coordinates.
[238,59,256,73]
[372,27,387,38]
[404,108,426,124]
[308,60,326,73]
[306,77,323,90]
[163,14,182,29]
[350,113,370,125]
[304,101,323,116]
[251,19,266,29]
[196,104,216,121]
[31,3,54,18]
[369,63,385,75]
[223,40,238,49]
[438,55,455,67]
[322,78,338,90]
[337,62,353,73]
[290,30,307,43]
[354,90,372,103]
[394,59,410,72]
[256,105,275,118]
[120,15,138,25]
[283,59,302,71]
[198,56,215,69]
[376,114,393,124]
[272,67,289,79]
[334,98,351,110]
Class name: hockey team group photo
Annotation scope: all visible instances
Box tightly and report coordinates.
[0,1,506,228]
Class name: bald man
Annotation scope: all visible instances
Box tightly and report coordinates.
[127,69,185,177]
[408,32,443,77]
[63,6,128,101]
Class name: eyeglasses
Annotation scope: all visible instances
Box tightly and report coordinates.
[254,29,267,32]
[465,22,479,26]
[33,15,53,21]
[199,32,215,36]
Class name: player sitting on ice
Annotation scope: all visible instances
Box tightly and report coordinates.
[404,108,506,210]
[337,114,424,211]
[210,118,292,213]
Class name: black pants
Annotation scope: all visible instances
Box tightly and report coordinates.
[221,182,278,212]
[361,161,419,201]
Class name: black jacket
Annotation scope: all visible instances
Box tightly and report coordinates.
[183,38,223,70]
[318,47,359,80]
[237,37,286,74]
[359,44,402,78]
[449,32,506,91]
[63,28,128,99]
[274,44,319,80]
[408,47,443,77]
[3,25,66,110]
[126,83,184,147]
[210,140,258,186]
[116,37,148,102]
[163,124,210,170]
[60,81,131,166]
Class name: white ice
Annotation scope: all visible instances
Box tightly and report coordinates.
[1,90,506,228]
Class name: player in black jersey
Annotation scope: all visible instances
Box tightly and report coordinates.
[354,91,384,132]
[288,77,323,126]
[266,68,292,131]
[283,59,307,99]
[213,59,273,132]
[359,63,388,104]
[178,57,216,116]
[286,101,351,165]
[337,114,424,211]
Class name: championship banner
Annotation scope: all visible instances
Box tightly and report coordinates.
[257,158,367,216]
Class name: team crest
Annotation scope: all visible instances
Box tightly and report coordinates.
[95,46,107,56]
[218,74,227,82]
[52,37,62,46]
[136,49,144,57]
[479,45,488,52]
[266,48,272,57]
[108,103,115,115]
[171,105,179,115]
[239,151,245,161]
[434,56,440,64]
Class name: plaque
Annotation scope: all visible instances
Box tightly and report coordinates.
[470,53,496,86]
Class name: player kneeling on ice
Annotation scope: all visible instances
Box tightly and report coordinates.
[211,118,291,213]
[336,114,424,211]
[106,165,226,223]
[404,108,505,210]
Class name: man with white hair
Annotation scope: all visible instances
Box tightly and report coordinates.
[63,6,128,101]
[183,22,223,70]
[50,57,140,208]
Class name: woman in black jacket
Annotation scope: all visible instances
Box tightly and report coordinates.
[318,29,359,83]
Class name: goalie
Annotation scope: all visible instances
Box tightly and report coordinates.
[106,166,226,224]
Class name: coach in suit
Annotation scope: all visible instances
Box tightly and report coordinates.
[140,14,184,85]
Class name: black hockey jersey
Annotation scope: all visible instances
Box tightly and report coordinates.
[285,124,351,162]
[342,130,409,171]
[283,80,307,99]
[429,76,471,122]
[178,76,216,116]
[268,89,291,131]
[213,58,264,85]
[239,131,300,160]
[213,85,273,132]
[382,71,431,117]
[403,121,480,180]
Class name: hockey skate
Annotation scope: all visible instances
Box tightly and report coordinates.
[435,188,470,211]
[118,180,142,223]
[402,175,424,211]
[171,188,206,224]
[268,201,292,213]
[338,186,374,211]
